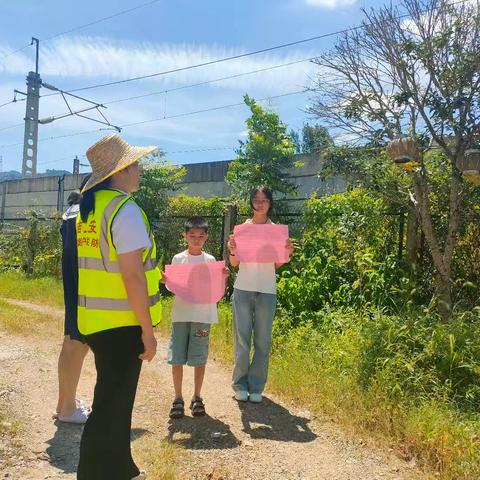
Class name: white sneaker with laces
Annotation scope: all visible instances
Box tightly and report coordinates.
[234,391,249,402]
[249,393,262,403]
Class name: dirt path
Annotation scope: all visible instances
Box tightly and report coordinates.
[0,299,423,480]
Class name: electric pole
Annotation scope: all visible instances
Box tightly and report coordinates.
[73,155,80,174]
[21,38,41,177]
[14,37,119,178]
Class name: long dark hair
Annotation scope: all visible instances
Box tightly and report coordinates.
[67,174,91,206]
[79,177,112,222]
[249,185,274,216]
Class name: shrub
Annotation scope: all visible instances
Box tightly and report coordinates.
[278,189,413,319]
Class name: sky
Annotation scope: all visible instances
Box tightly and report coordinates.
[0,0,387,174]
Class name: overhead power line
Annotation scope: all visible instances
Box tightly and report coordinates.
[0,99,18,109]
[104,57,315,106]
[0,123,24,133]
[120,89,306,128]
[0,89,307,150]
[0,54,314,116]
[30,56,315,123]
[27,0,472,96]
[0,43,31,61]
[36,145,236,168]
[39,29,357,95]
[2,0,470,112]
[42,0,163,41]
[0,0,163,64]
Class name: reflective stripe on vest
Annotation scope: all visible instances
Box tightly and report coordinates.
[78,256,158,272]
[77,189,162,335]
[78,291,161,311]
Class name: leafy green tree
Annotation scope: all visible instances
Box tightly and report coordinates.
[227,95,298,200]
[134,151,186,221]
[301,123,333,153]
[309,0,480,319]
[289,129,301,153]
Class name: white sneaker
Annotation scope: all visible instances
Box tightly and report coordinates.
[53,399,89,420]
[234,391,249,402]
[58,407,89,424]
[131,471,146,480]
[249,393,262,403]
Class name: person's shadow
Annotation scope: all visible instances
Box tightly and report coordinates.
[167,414,240,450]
[45,424,149,473]
[238,396,317,443]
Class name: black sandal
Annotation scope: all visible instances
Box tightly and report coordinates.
[169,398,185,419]
[190,396,206,417]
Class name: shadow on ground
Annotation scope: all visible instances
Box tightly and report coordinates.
[167,414,240,450]
[45,422,83,474]
[46,424,149,473]
[238,396,317,443]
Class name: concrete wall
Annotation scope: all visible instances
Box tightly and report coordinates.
[0,153,345,221]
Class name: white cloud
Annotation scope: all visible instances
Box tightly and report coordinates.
[0,36,316,94]
[305,0,357,9]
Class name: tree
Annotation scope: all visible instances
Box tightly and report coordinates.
[289,129,302,153]
[309,0,480,319]
[226,95,298,200]
[134,151,186,222]
[301,123,334,153]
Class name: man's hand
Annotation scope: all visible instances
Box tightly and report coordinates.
[139,330,157,362]
[223,267,230,277]
[160,271,167,284]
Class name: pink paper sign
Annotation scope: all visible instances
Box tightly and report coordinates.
[233,224,290,263]
[165,261,226,304]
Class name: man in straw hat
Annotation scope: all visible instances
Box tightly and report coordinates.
[76,134,161,480]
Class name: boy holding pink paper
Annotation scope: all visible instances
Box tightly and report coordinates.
[162,216,228,419]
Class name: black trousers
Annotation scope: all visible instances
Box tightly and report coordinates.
[77,326,143,480]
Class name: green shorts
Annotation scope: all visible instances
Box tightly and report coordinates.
[168,322,211,367]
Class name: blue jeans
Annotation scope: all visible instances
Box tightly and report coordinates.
[232,288,277,394]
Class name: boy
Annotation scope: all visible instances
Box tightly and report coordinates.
[163,216,226,418]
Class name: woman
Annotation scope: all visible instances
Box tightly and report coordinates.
[55,175,91,424]
[76,134,161,480]
[227,186,293,403]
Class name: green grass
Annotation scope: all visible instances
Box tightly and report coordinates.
[0,271,63,307]
[0,299,62,334]
[133,435,184,480]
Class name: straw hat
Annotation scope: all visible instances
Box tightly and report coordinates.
[81,134,157,192]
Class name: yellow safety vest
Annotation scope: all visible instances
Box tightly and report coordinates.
[76,189,162,335]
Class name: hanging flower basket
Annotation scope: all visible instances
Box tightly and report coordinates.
[386,137,420,171]
[457,149,480,185]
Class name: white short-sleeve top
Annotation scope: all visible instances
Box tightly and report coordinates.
[111,199,151,254]
[170,250,219,324]
[233,219,277,295]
